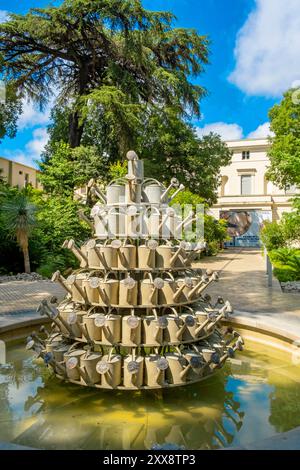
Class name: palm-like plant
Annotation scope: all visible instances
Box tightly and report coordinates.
[1,193,36,273]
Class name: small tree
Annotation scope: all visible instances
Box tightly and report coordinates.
[267,88,300,189]
[1,193,36,273]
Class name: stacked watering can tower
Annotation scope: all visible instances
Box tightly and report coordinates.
[29,151,244,390]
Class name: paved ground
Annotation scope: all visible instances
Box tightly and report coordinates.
[0,280,64,329]
[0,248,299,332]
[195,248,300,335]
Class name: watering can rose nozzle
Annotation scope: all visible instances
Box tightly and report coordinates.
[160,178,180,202]
[51,271,73,296]
[126,150,138,161]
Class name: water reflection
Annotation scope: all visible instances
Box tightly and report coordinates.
[0,342,300,449]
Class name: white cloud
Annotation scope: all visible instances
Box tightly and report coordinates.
[3,127,49,168]
[0,10,8,23]
[229,0,300,97]
[247,122,274,139]
[26,128,49,158]
[18,101,51,130]
[196,122,244,140]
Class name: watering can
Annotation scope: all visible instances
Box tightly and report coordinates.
[158,207,177,238]
[86,273,119,306]
[51,271,73,298]
[45,333,64,354]
[145,206,161,238]
[107,207,126,238]
[66,273,88,304]
[119,276,138,307]
[82,306,107,341]
[85,239,118,270]
[165,350,189,385]
[144,353,169,388]
[64,346,86,381]
[125,204,147,238]
[157,272,177,305]
[162,307,187,343]
[65,309,87,339]
[81,350,102,385]
[137,239,158,269]
[123,349,144,388]
[116,239,137,270]
[180,307,199,341]
[142,309,168,346]
[90,205,108,238]
[183,351,205,381]
[199,347,221,371]
[140,274,164,307]
[122,312,141,346]
[106,178,125,205]
[38,299,74,337]
[194,310,216,337]
[142,179,164,204]
[96,347,122,388]
[173,276,194,303]
[156,241,186,270]
[52,344,70,363]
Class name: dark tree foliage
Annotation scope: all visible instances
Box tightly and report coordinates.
[0,0,209,147]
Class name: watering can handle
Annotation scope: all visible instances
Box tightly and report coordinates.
[108,177,127,186]
[104,271,118,281]
[180,364,191,380]
[143,271,154,282]
[183,305,194,315]
[176,322,186,339]
[161,271,175,282]
[162,306,179,317]
[108,346,118,361]
[67,342,82,353]
[143,178,162,187]
[87,305,106,316]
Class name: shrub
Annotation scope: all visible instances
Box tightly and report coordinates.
[260,221,285,251]
[37,251,78,278]
[269,248,300,282]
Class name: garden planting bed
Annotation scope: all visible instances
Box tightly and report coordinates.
[0,272,47,283]
[281,281,300,293]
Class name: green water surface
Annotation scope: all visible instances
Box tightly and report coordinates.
[1,341,300,450]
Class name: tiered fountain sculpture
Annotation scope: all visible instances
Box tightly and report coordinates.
[27,151,244,390]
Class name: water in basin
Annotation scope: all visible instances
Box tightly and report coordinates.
[0,340,300,450]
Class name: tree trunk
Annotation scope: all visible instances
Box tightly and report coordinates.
[23,246,31,274]
[69,65,89,148]
[69,111,84,148]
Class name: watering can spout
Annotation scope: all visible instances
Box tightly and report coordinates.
[62,239,88,267]
[168,183,185,202]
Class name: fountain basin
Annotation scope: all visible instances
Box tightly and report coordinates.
[1,321,300,450]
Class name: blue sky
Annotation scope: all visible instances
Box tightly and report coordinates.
[0,0,299,168]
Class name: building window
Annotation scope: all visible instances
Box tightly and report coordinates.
[241,175,252,195]
[242,151,250,160]
[24,173,29,187]
[19,170,23,175]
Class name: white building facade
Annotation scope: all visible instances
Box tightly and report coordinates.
[210,138,298,247]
